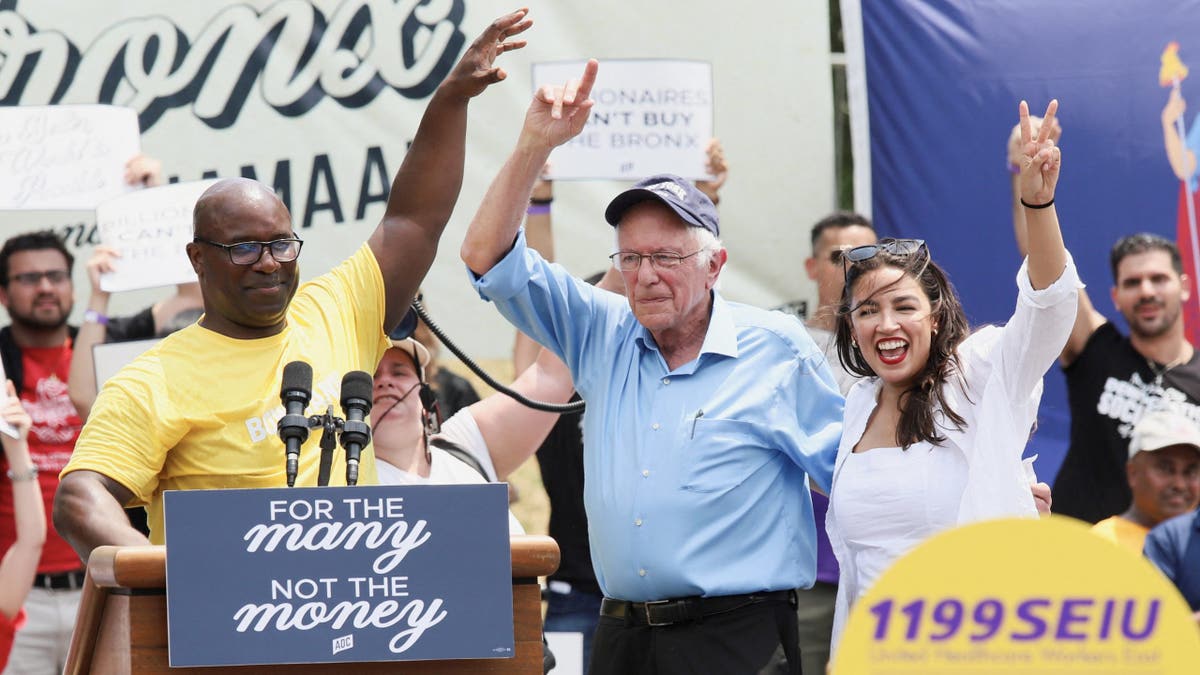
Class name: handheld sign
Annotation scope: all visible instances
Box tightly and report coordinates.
[164,484,513,667]
[0,358,17,439]
[92,338,159,389]
[96,180,215,292]
[533,59,713,180]
[0,105,140,210]
[833,516,1200,674]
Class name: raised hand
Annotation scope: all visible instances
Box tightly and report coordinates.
[696,138,727,203]
[85,246,121,297]
[1017,99,1061,206]
[1007,114,1061,171]
[522,59,599,150]
[1163,88,1187,126]
[124,153,163,188]
[441,8,533,101]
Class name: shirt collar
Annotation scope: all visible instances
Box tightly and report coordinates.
[634,291,739,360]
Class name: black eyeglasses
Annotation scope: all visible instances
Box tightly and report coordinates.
[609,250,705,272]
[193,236,303,265]
[8,269,70,286]
[842,239,927,278]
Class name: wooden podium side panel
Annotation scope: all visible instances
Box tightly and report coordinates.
[90,594,131,675]
[120,583,545,673]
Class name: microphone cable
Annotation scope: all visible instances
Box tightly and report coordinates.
[411,299,585,415]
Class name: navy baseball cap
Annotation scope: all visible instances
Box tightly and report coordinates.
[604,174,720,236]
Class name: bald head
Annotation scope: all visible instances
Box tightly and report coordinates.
[193,178,290,239]
[187,177,300,339]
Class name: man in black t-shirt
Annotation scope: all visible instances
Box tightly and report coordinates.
[1050,233,1200,523]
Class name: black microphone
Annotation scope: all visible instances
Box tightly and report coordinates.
[339,371,373,486]
[278,361,312,487]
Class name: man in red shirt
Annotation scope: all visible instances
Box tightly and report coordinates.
[0,231,83,674]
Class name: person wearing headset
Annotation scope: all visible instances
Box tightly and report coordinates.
[371,313,576,513]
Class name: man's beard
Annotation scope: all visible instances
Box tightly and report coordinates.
[10,302,70,332]
[1127,299,1180,339]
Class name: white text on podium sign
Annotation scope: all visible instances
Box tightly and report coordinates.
[163,485,513,667]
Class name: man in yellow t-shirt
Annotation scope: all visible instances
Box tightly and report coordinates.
[1091,409,1200,553]
[51,9,533,558]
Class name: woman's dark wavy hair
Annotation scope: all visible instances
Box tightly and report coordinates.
[834,245,970,448]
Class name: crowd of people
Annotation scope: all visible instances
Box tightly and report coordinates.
[0,10,1197,674]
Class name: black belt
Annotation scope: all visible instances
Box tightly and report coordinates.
[33,570,86,590]
[600,590,794,627]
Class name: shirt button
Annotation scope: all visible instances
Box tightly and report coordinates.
[642,470,650,477]
[634,518,643,526]
[651,423,660,430]
[639,569,647,577]
[662,377,670,385]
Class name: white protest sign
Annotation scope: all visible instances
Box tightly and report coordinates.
[93,338,159,389]
[0,358,17,439]
[0,105,140,210]
[96,180,215,293]
[533,59,713,181]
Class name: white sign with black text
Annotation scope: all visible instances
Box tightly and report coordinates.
[533,59,713,181]
[0,105,140,210]
[96,180,215,292]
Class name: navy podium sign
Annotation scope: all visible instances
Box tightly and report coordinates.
[163,484,513,667]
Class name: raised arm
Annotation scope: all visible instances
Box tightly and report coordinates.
[68,247,121,420]
[0,382,44,619]
[992,100,1082,408]
[1007,115,1057,259]
[460,59,598,276]
[1010,102,1101,365]
[1016,99,1067,288]
[1162,88,1197,182]
[70,154,166,418]
[470,347,577,478]
[513,166,555,374]
[369,9,532,330]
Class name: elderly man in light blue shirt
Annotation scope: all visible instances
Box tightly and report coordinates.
[461,60,842,675]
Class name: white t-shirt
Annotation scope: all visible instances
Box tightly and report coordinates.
[376,409,524,534]
[433,405,501,481]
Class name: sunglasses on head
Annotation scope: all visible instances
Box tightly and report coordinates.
[828,248,851,264]
[841,238,927,277]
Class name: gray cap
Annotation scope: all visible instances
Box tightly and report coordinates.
[387,337,431,379]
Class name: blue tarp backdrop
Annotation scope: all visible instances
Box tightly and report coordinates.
[859,0,1200,482]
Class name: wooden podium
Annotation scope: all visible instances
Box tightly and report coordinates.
[64,535,559,674]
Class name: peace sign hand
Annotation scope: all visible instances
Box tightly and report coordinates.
[1017,99,1061,206]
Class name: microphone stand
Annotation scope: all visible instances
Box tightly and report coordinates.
[315,406,340,487]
